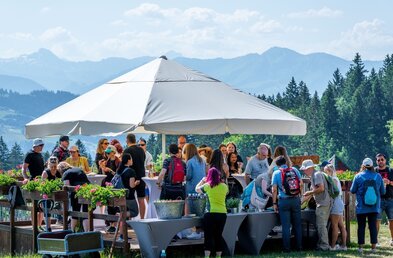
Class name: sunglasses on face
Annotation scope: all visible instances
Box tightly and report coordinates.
[49,158,57,163]
[70,151,78,153]
[138,143,146,147]
[103,142,109,145]
[377,159,385,162]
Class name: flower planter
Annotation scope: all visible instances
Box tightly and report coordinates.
[78,196,126,207]
[22,189,67,201]
[0,185,11,195]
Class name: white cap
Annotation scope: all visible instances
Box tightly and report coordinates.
[33,138,44,147]
[362,158,373,167]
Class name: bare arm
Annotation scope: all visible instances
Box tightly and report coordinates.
[261,180,272,197]
[157,168,167,185]
[272,185,278,213]
[129,177,140,188]
[22,163,29,180]
[41,170,48,180]
[195,177,207,193]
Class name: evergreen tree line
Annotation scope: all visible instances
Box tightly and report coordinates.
[147,53,393,170]
[0,137,92,170]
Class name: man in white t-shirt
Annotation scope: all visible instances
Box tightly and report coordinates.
[138,138,153,172]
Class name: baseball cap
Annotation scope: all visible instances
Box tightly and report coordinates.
[362,158,373,167]
[59,135,70,142]
[300,159,315,170]
[33,138,44,147]
[105,144,117,154]
[320,161,330,168]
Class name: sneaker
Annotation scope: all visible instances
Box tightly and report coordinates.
[376,242,381,247]
[38,226,44,232]
[371,248,377,253]
[118,234,132,241]
[186,232,201,240]
[106,226,116,234]
[390,239,393,246]
[358,248,363,254]
[339,246,347,251]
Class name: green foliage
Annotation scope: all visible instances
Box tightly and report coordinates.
[336,170,357,181]
[0,173,17,186]
[226,197,240,208]
[21,178,63,195]
[75,184,126,210]
[154,153,170,173]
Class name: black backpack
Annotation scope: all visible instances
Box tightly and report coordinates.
[280,167,301,196]
[7,185,25,208]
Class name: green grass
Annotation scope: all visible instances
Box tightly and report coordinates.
[2,221,393,257]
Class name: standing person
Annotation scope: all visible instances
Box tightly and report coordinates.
[22,138,45,182]
[268,145,292,180]
[157,144,186,200]
[209,149,229,180]
[178,135,187,150]
[301,159,332,251]
[52,135,70,162]
[219,144,228,164]
[59,162,90,232]
[272,156,303,252]
[110,139,123,158]
[196,168,228,258]
[375,153,393,246]
[95,138,109,174]
[227,152,243,198]
[226,142,243,173]
[66,146,90,173]
[138,138,153,173]
[123,133,146,219]
[351,158,385,254]
[114,153,140,240]
[324,164,347,250]
[244,145,270,185]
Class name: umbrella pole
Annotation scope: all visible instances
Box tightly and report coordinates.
[161,133,166,158]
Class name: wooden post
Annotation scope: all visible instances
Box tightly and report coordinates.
[344,190,351,245]
[10,206,15,255]
[88,209,94,232]
[63,198,69,231]
[120,204,129,254]
[32,200,38,253]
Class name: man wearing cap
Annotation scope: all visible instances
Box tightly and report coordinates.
[301,159,332,251]
[375,153,393,246]
[52,135,70,162]
[22,138,45,182]
[244,145,270,185]
[124,133,146,219]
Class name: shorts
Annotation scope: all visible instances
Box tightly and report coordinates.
[377,199,393,220]
[70,193,88,219]
[112,199,139,218]
[135,179,146,198]
[330,197,344,215]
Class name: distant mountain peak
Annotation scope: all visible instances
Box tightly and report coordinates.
[164,51,183,59]
[263,47,301,57]
[27,48,59,61]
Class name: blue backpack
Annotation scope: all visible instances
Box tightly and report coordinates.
[362,174,379,206]
[111,169,127,189]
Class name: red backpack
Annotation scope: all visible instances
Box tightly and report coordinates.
[167,157,185,184]
[280,167,301,196]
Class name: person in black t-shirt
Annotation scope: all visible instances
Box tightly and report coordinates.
[375,153,393,245]
[123,133,146,218]
[59,162,90,232]
[115,153,140,240]
[22,138,45,182]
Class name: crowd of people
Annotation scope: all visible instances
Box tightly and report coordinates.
[20,134,393,256]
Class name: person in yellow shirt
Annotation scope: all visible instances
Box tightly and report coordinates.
[66,145,90,173]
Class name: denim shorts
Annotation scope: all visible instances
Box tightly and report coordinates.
[377,199,393,220]
[330,197,344,215]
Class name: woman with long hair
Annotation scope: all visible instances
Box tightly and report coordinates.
[226,142,243,173]
[227,152,243,198]
[95,138,109,174]
[210,149,229,179]
[324,164,347,250]
[196,168,228,258]
[268,145,292,183]
[115,153,140,240]
[184,143,206,196]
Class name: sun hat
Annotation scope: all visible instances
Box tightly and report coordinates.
[33,138,44,147]
[362,158,373,167]
[105,144,117,154]
[300,159,315,170]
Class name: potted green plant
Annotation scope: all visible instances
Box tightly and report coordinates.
[75,184,126,211]
[337,170,356,190]
[0,173,17,195]
[226,197,240,213]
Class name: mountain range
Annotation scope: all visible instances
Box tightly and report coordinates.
[0,47,384,96]
[0,47,386,152]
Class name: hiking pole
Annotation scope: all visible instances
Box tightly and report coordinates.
[109,214,122,258]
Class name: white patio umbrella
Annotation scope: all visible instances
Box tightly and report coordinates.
[25,56,306,140]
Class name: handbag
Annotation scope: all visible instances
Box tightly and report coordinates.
[160,183,185,200]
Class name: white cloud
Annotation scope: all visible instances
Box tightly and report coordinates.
[251,20,281,33]
[41,7,50,14]
[288,6,342,18]
[40,27,74,42]
[9,32,33,40]
[329,19,393,59]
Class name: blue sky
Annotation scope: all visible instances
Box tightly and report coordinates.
[1,0,392,61]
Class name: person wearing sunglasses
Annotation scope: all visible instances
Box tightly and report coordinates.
[138,138,153,173]
[95,138,109,174]
[66,145,90,174]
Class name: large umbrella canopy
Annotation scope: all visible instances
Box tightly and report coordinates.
[25,56,306,138]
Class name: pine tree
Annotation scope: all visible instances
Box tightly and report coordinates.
[283,77,300,110]
[0,136,10,170]
[8,143,24,169]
